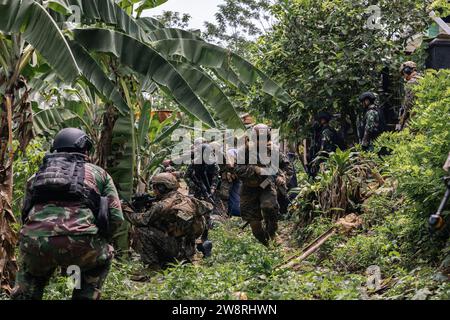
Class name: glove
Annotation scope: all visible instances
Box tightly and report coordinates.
[275,176,286,187]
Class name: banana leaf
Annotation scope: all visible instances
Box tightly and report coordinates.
[73,28,216,127]
[152,39,292,104]
[0,0,80,82]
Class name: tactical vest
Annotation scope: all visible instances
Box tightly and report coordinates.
[164,193,210,239]
[31,152,101,217]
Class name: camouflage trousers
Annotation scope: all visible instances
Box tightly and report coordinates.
[216,179,234,216]
[11,234,113,300]
[132,226,195,268]
[240,184,279,244]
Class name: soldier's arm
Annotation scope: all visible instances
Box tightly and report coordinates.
[21,176,35,224]
[102,172,125,236]
[235,163,261,179]
[184,164,196,189]
[210,163,220,192]
[278,153,294,182]
[401,87,415,123]
[127,202,165,227]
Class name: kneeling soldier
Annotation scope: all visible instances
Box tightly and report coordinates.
[127,173,213,269]
[11,128,124,300]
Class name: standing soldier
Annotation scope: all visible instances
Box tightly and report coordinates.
[185,143,219,255]
[397,61,422,131]
[11,128,124,300]
[209,141,237,216]
[358,92,382,151]
[235,124,294,246]
[126,173,213,268]
[185,143,220,202]
[308,111,342,177]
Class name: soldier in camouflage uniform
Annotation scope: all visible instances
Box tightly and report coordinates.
[208,141,238,216]
[397,61,422,131]
[126,173,212,268]
[235,124,294,246]
[358,92,381,151]
[317,111,340,155]
[11,128,124,300]
[185,144,220,201]
[308,112,342,177]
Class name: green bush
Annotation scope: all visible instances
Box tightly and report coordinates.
[376,69,450,215]
[329,232,396,273]
[12,138,46,220]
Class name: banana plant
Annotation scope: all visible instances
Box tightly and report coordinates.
[0,0,293,290]
[46,0,292,200]
[0,0,81,292]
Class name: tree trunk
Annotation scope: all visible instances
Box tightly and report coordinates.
[96,104,118,169]
[0,93,18,294]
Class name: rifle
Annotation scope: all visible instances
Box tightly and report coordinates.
[429,176,450,232]
[131,193,157,213]
[191,165,215,204]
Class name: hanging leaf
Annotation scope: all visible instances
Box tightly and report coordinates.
[0,0,80,82]
[69,40,130,115]
[152,39,292,104]
[73,28,217,127]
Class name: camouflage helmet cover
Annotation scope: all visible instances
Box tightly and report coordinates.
[151,173,179,191]
[399,61,417,74]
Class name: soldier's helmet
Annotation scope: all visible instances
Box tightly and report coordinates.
[194,137,207,147]
[358,92,377,104]
[51,128,93,153]
[317,111,332,122]
[151,173,179,191]
[162,159,172,168]
[399,61,417,75]
[253,123,271,139]
[253,123,270,133]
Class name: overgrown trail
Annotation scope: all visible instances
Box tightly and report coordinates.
[31,219,360,300]
[1,216,448,300]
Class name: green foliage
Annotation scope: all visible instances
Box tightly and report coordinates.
[203,0,274,57]
[12,138,46,216]
[39,220,367,300]
[293,149,378,227]
[249,0,431,138]
[430,0,450,17]
[376,70,450,214]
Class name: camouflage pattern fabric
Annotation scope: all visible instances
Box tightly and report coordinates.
[235,145,294,190]
[399,73,422,130]
[127,191,211,267]
[185,163,220,200]
[360,104,381,150]
[440,245,450,280]
[21,161,124,239]
[319,126,338,154]
[132,227,193,267]
[11,235,112,300]
[235,144,294,240]
[240,184,279,223]
[215,164,238,216]
[12,158,124,300]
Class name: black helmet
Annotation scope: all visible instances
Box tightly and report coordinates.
[317,111,332,122]
[358,92,376,103]
[51,128,93,153]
